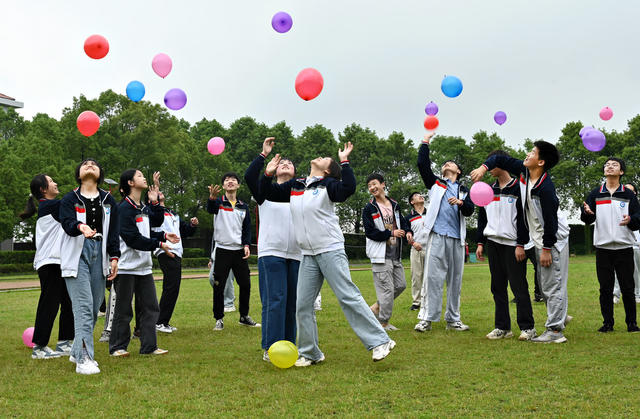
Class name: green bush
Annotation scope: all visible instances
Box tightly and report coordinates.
[0,251,36,265]
[182,248,207,258]
[0,263,33,274]
[152,257,211,269]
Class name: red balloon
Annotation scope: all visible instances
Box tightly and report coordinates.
[77,111,100,137]
[424,115,439,130]
[84,35,109,59]
[295,68,324,101]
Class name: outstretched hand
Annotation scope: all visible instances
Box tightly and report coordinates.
[166,233,181,244]
[262,137,275,157]
[147,184,159,203]
[338,141,353,162]
[208,184,221,199]
[153,171,161,189]
[265,154,281,176]
[423,132,436,144]
[470,166,488,183]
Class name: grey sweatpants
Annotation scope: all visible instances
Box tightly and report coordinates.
[536,245,569,330]
[372,259,406,323]
[417,233,465,323]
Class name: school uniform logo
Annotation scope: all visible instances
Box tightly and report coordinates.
[508,197,515,203]
[621,202,626,208]
[313,189,320,196]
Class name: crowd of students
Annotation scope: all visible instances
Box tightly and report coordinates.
[22,133,640,374]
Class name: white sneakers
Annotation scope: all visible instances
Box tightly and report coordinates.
[372,340,396,362]
[414,320,431,332]
[151,348,169,355]
[486,329,513,340]
[76,357,100,375]
[156,324,173,334]
[111,349,130,357]
[295,354,325,367]
[224,306,236,313]
[446,321,470,331]
[31,346,61,359]
[518,329,537,341]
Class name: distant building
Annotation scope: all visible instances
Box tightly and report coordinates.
[1,93,23,251]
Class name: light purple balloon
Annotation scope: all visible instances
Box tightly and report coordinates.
[494,111,507,126]
[582,129,606,152]
[425,101,438,116]
[579,126,594,138]
[164,88,187,111]
[272,11,293,33]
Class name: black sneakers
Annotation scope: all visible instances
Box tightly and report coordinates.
[239,316,261,328]
[598,324,614,333]
[627,323,640,333]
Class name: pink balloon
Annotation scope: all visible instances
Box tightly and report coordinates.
[470,182,495,207]
[152,53,173,78]
[207,137,226,155]
[22,327,35,348]
[599,106,613,121]
[295,68,324,101]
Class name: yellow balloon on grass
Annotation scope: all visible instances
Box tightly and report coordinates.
[268,340,298,369]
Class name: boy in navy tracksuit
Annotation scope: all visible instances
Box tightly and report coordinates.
[471,140,570,343]
[475,150,536,341]
[581,157,640,332]
[362,173,410,331]
[207,172,260,331]
[414,133,475,333]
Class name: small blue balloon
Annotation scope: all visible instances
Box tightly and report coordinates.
[441,75,463,98]
[126,81,145,102]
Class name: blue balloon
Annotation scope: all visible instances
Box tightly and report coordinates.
[126,81,145,102]
[441,75,463,98]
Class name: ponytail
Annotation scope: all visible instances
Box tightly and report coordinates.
[19,194,38,220]
[19,174,49,220]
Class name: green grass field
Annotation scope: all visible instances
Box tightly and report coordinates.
[2,256,640,417]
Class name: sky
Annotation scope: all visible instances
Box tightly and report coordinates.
[2,0,640,149]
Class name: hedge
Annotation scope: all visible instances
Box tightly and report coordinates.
[0,263,34,274]
[0,251,36,265]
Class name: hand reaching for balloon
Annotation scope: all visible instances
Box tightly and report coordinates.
[262,137,275,157]
[153,171,161,190]
[470,166,488,183]
[423,132,436,144]
[265,154,281,176]
[147,185,159,203]
[338,142,353,162]
[166,233,180,244]
[208,185,221,200]
[583,202,594,215]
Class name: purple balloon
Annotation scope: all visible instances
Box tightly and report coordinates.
[272,11,293,33]
[579,126,594,138]
[164,88,187,111]
[425,101,438,116]
[582,129,606,152]
[494,111,507,126]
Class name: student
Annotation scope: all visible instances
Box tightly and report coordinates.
[475,150,536,341]
[580,158,640,332]
[20,175,73,359]
[362,173,410,331]
[154,190,199,333]
[612,184,640,304]
[207,214,238,312]
[248,140,395,365]
[59,158,120,374]
[109,169,177,357]
[207,173,260,330]
[406,192,427,311]
[245,137,302,361]
[414,133,475,333]
[470,140,570,343]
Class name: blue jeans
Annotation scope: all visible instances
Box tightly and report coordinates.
[64,239,104,361]
[297,250,389,360]
[258,256,299,350]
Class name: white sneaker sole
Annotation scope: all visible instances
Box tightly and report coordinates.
[373,340,396,362]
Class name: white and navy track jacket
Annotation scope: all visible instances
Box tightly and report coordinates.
[244,156,302,260]
[417,142,475,247]
[206,195,251,251]
[33,199,65,270]
[580,183,640,250]
[59,188,120,278]
[118,197,166,275]
[476,178,529,248]
[482,155,570,252]
[362,197,412,264]
[153,208,197,259]
[406,208,428,247]
[247,155,355,256]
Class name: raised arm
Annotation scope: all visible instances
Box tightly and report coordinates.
[245,154,268,205]
[471,155,526,182]
[327,142,356,202]
[417,135,437,189]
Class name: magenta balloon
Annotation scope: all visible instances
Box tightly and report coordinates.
[207,137,226,155]
[582,129,606,152]
[271,11,293,33]
[22,327,34,348]
[152,53,173,78]
[470,182,494,207]
[599,106,613,121]
[425,101,438,116]
[579,126,594,138]
[164,88,187,110]
[494,111,507,126]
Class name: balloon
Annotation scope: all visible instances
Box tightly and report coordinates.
[84,35,109,59]
[207,137,226,155]
[494,111,507,126]
[22,327,35,348]
[268,340,298,369]
[425,101,438,116]
[295,68,324,101]
[441,75,463,98]
[76,111,100,137]
[582,129,606,152]
[579,126,594,138]
[164,88,187,110]
[152,53,173,78]
[423,115,439,131]
[599,106,613,121]
[272,11,293,33]
[470,182,495,207]
[126,81,145,102]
